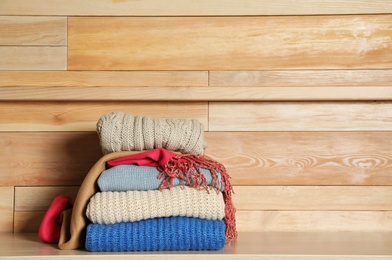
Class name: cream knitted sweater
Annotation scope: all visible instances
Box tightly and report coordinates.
[96,112,206,155]
[86,186,225,224]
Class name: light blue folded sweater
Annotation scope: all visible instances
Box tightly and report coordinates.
[97,164,224,192]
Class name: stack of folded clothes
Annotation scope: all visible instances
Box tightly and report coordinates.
[39,112,237,252]
[85,148,233,251]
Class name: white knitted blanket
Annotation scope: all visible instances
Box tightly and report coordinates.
[86,186,225,224]
[96,112,206,155]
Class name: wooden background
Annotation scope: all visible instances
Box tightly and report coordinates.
[0,0,392,235]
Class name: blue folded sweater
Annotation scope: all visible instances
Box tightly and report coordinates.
[85,217,226,251]
[97,164,224,191]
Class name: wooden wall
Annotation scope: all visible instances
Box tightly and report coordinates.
[0,0,392,234]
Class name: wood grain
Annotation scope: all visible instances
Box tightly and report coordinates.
[0,132,102,186]
[0,47,66,70]
[2,232,392,259]
[14,186,79,212]
[68,16,392,70]
[237,211,392,232]
[234,186,392,211]
[14,210,392,233]
[1,132,392,186]
[0,71,208,87]
[5,70,389,87]
[0,101,208,131]
[209,70,392,87]
[2,86,392,101]
[209,101,392,131]
[1,0,392,16]
[0,187,13,233]
[13,211,43,233]
[205,132,392,185]
[0,16,66,45]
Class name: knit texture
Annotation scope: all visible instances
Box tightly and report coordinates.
[97,112,206,155]
[85,217,226,252]
[106,148,237,242]
[57,151,237,250]
[86,186,225,224]
[97,164,224,192]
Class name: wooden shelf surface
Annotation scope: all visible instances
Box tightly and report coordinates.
[0,232,391,259]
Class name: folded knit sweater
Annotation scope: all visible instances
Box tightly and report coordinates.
[97,112,206,155]
[86,186,225,224]
[85,217,226,252]
[97,164,224,192]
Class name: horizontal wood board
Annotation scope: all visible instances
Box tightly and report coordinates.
[14,186,79,212]
[0,71,208,87]
[0,16,67,45]
[2,101,392,132]
[233,186,392,211]
[206,132,392,185]
[2,0,392,15]
[1,132,392,186]
[0,102,208,131]
[236,211,392,232]
[209,101,392,131]
[0,132,102,186]
[14,210,392,233]
[209,70,392,87]
[2,86,392,101]
[68,16,392,70]
[0,47,66,70]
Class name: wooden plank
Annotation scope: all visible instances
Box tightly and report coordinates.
[0,187,13,233]
[0,132,102,186]
[209,101,392,131]
[4,70,390,88]
[68,16,392,70]
[1,132,392,186]
[234,186,392,211]
[0,71,208,87]
[205,132,392,185]
[0,16,66,45]
[2,233,392,259]
[1,0,392,16]
[14,210,392,233]
[1,86,392,101]
[14,186,79,212]
[13,211,43,233]
[237,211,392,232]
[209,70,392,87]
[0,47,66,70]
[0,101,209,131]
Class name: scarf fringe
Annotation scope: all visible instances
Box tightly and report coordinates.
[158,154,238,243]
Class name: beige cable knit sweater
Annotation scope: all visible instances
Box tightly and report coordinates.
[97,112,206,155]
[86,186,225,224]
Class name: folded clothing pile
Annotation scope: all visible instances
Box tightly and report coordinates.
[40,112,237,252]
[85,148,234,251]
